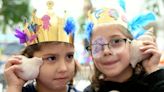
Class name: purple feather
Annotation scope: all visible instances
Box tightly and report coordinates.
[15,28,28,43]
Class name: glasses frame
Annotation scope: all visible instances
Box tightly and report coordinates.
[86,38,131,51]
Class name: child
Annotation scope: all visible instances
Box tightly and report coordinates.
[4,1,79,92]
[83,1,164,92]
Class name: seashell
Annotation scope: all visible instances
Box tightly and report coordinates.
[130,28,154,68]
[15,55,43,80]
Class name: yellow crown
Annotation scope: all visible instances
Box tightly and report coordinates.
[88,7,128,28]
[15,0,75,46]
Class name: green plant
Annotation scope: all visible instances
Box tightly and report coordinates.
[0,0,30,34]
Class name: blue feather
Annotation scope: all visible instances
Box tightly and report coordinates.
[118,0,126,11]
[64,17,76,35]
[128,12,156,39]
[84,21,94,42]
[131,28,146,39]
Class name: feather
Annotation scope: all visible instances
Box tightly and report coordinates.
[64,17,76,35]
[28,23,38,32]
[14,28,28,43]
[128,12,156,39]
[84,21,94,42]
[118,0,126,11]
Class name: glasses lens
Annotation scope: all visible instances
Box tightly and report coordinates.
[91,38,128,58]
[91,44,104,58]
[110,39,127,52]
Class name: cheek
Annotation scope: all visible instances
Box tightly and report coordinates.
[38,63,53,78]
[92,58,102,71]
[66,61,76,76]
[119,47,131,64]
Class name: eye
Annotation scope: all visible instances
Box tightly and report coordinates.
[66,53,74,61]
[43,56,57,62]
[110,39,124,47]
[92,44,103,53]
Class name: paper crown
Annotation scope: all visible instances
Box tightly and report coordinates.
[85,0,156,41]
[87,7,128,28]
[15,0,76,46]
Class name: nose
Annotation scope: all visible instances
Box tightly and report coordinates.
[57,60,68,73]
[103,45,113,56]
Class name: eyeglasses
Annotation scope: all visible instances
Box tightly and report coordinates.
[86,38,131,54]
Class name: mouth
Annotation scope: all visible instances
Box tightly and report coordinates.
[101,61,118,66]
[54,77,69,80]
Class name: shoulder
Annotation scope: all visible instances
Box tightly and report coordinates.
[83,85,95,92]
[22,82,36,92]
[143,69,164,92]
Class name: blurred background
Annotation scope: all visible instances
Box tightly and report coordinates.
[0,0,164,92]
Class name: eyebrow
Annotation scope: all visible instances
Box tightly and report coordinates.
[108,34,125,39]
[42,51,74,57]
[42,53,58,58]
[65,51,74,55]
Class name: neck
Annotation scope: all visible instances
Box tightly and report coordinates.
[105,66,133,83]
[36,83,67,92]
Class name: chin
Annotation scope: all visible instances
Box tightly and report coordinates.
[103,69,122,78]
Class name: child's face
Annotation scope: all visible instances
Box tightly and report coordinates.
[33,43,75,90]
[91,24,132,79]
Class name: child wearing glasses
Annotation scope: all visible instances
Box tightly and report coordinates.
[84,1,164,92]
[4,1,79,92]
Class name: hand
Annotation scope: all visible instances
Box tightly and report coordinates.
[4,55,26,91]
[140,41,161,74]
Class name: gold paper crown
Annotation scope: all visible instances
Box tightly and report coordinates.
[15,0,74,46]
[88,7,128,28]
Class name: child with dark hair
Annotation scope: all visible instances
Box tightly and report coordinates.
[4,1,79,92]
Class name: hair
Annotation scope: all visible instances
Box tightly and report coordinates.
[21,41,79,85]
[89,24,146,92]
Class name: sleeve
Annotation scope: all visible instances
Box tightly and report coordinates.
[143,69,164,92]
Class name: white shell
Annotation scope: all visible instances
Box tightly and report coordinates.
[16,55,43,80]
[130,29,154,68]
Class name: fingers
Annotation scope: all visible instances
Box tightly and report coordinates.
[140,45,157,51]
[142,41,157,46]
[140,40,161,61]
[5,55,22,69]
[142,48,161,61]
[4,65,23,78]
[140,41,158,52]
[140,41,161,57]
[4,65,23,85]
